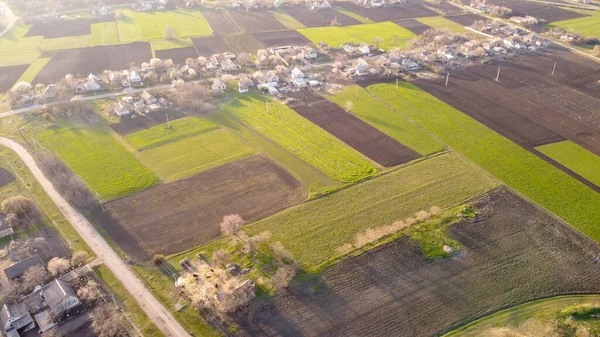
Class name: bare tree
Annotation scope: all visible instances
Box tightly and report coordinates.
[594,45,600,57]
[330,16,341,26]
[211,250,231,267]
[372,36,383,49]
[22,265,48,290]
[167,83,214,112]
[163,25,177,40]
[71,251,89,266]
[47,257,71,276]
[0,279,22,302]
[1,196,35,215]
[77,279,102,303]
[91,304,129,337]
[272,265,297,291]
[344,100,354,111]
[219,214,245,237]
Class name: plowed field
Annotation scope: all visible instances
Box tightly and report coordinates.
[486,0,585,22]
[0,64,27,92]
[0,167,15,188]
[336,2,437,22]
[155,47,198,64]
[394,18,432,35]
[283,8,361,27]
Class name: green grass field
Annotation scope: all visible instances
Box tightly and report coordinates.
[14,58,51,84]
[335,8,375,24]
[299,21,415,50]
[137,129,256,182]
[270,10,306,29]
[368,82,600,243]
[417,16,468,33]
[326,85,446,156]
[37,122,159,200]
[536,140,600,187]
[223,94,377,183]
[40,35,92,51]
[240,152,495,269]
[0,25,43,66]
[549,12,600,37]
[92,21,120,45]
[116,9,212,43]
[125,117,218,150]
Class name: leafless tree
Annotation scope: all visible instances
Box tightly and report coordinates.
[91,304,129,337]
[167,83,214,112]
[330,16,341,26]
[372,36,383,49]
[47,257,71,276]
[219,214,245,237]
[77,279,102,303]
[71,251,89,266]
[211,249,231,267]
[163,25,177,40]
[22,265,49,290]
[594,45,600,57]
[272,265,297,291]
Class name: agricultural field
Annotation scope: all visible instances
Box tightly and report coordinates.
[327,85,446,156]
[282,7,361,27]
[15,58,52,84]
[91,22,120,45]
[125,117,217,150]
[223,94,377,183]
[0,25,43,67]
[367,81,600,244]
[25,17,111,38]
[246,188,600,336]
[137,130,257,182]
[223,34,264,54]
[37,121,159,200]
[536,140,600,187]
[33,42,152,84]
[39,35,92,51]
[336,2,437,22]
[299,21,416,50]
[191,36,230,56]
[393,18,432,35]
[203,9,285,34]
[93,155,306,260]
[446,13,487,26]
[110,109,186,135]
[253,30,312,48]
[151,38,194,51]
[270,10,306,29]
[242,152,496,269]
[416,16,468,33]
[292,99,420,167]
[155,47,198,64]
[549,12,600,37]
[0,167,15,188]
[0,64,28,93]
[486,0,585,22]
[115,9,212,43]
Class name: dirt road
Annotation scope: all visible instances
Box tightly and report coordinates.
[0,2,18,38]
[0,137,190,337]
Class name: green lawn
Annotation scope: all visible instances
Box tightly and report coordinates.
[536,140,600,187]
[417,16,468,33]
[40,35,92,51]
[37,121,159,200]
[151,38,194,51]
[298,21,415,50]
[240,152,495,270]
[116,9,212,43]
[223,94,377,183]
[0,25,43,66]
[368,82,600,243]
[137,129,256,182]
[270,10,306,29]
[125,117,218,150]
[326,85,446,156]
[14,58,51,84]
[549,12,600,37]
[92,21,120,45]
[335,8,375,24]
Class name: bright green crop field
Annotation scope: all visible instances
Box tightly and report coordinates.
[15,58,51,84]
[368,82,600,242]
[40,35,92,51]
[417,16,468,33]
[116,9,212,43]
[92,22,120,45]
[137,129,256,182]
[126,117,218,150]
[37,122,159,200]
[326,85,445,156]
[270,10,306,29]
[223,94,377,183]
[151,38,194,51]
[549,12,600,37]
[298,21,415,49]
[0,25,43,66]
[242,152,495,269]
[536,140,600,187]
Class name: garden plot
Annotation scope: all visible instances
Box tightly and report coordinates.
[0,65,28,93]
[155,47,198,64]
[192,36,230,56]
[283,7,361,27]
[336,2,437,22]
[110,109,186,136]
[25,17,112,39]
[446,13,487,26]
[393,18,432,35]
[536,140,600,188]
[0,168,15,188]
[486,0,585,22]
[253,30,312,48]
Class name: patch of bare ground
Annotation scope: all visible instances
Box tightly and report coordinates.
[336,2,437,21]
[283,8,361,27]
[0,167,16,188]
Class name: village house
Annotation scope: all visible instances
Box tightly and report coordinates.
[129,71,142,85]
[238,76,252,93]
[265,70,279,83]
[1,303,35,337]
[133,2,153,11]
[38,85,57,103]
[359,43,371,55]
[355,58,370,76]
[4,255,44,280]
[343,44,357,54]
[140,91,157,105]
[212,79,227,94]
[290,67,304,79]
[371,0,385,7]
[221,58,239,72]
[114,103,132,117]
[302,47,318,59]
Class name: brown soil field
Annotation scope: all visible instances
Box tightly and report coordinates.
[203,10,242,35]
[223,34,265,54]
[33,43,151,84]
[393,18,432,35]
[241,188,600,337]
[426,2,464,15]
[253,30,312,48]
[24,17,112,39]
[109,109,185,135]
[293,100,421,166]
[446,13,487,26]
[203,10,286,35]
[0,167,15,188]
[0,64,28,93]
[192,36,230,56]
[486,0,585,22]
[155,47,198,65]
[283,8,361,27]
[336,2,437,21]
[92,155,306,260]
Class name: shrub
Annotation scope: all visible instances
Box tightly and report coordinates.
[151,254,166,265]
[47,257,71,276]
[71,251,89,266]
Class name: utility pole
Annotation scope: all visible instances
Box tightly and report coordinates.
[445,73,449,86]
[97,193,105,212]
[355,86,358,99]
[495,67,500,82]
[166,113,170,129]
[552,62,557,76]
[396,78,399,92]
[266,100,269,114]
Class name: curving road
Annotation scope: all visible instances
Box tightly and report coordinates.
[0,2,18,38]
[0,137,190,337]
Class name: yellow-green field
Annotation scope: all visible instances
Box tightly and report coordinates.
[417,16,468,33]
[536,140,600,187]
[116,9,212,43]
[549,12,600,37]
[92,21,120,45]
[126,117,218,150]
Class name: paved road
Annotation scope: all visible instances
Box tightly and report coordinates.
[0,137,190,337]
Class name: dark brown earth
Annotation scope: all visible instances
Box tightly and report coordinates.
[224,34,265,54]
[109,109,185,135]
[33,42,151,84]
[155,47,198,65]
[283,8,361,27]
[446,13,487,26]
[486,0,585,22]
[253,30,312,48]
[203,10,286,35]
[293,99,421,167]
[24,17,112,39]
[203,10,241,35]
[336,2,437,22]
[426,1,464,15]
[0,64,28,93]
[92,155,306,260]
[393,18,432,35]
[192,36,230,56]
[241,188,600,337]
[0,167,16,188]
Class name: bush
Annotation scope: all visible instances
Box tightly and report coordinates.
[71,251,89,266]
[163,25,177,40]
[151,254,166,265]
[1,196,35,215]
[47,257,71,276]
[584,36,599,45]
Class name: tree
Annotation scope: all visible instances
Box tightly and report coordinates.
[22,265,48,290]
[91,304,129,337]
[149,58,164,69]
[344,100,354,112]
[167,83,214,112]
[71,251,89,266]
[219,214,245,237]
[1,196,34,215]
[114,12,123,20]
[77,279,102,303]
[163,25,177,40]
[211,250,231,267]
[0,280,21,302]
[372,36,383,48]
[47,257,71,276]
[594,45,600,57]
[330,16,341,26]
[272,265,297,290]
